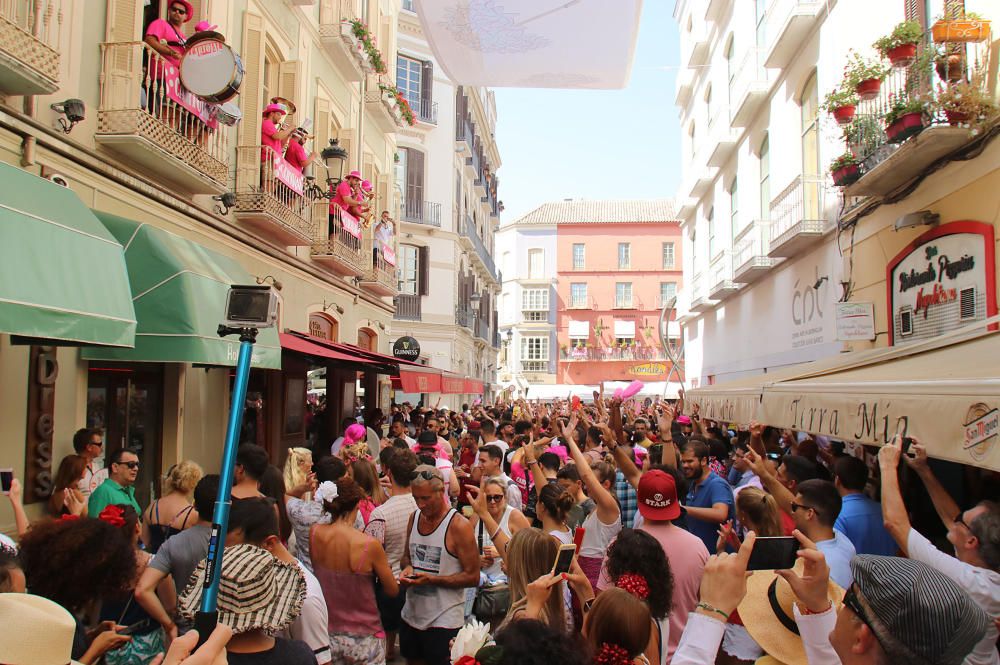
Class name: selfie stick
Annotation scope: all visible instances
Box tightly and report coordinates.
[194,324,258,644]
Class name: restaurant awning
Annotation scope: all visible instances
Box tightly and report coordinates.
[82,213,280,368]
[285,331,419,374]
[465,378,485,395]
[759,326,1000,471]
[393,369,443,393]
[280,333,397,372]
[442,374,467,394]
[0,164,135,346]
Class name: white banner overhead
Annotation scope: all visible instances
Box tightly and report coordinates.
[413,0,644,88]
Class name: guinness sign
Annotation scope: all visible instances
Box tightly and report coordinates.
[392,336,421,361]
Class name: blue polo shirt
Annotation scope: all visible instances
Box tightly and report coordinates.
[834,493,898,556]
[684,471,734,553]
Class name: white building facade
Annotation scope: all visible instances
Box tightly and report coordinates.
[496,218,559,393]
[391,4,502,406]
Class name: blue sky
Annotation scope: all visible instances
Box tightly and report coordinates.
[494,0,681,223]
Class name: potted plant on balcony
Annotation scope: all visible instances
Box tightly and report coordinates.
[842,114,882,159]
[931,66,999,128]
[874,20,924,67]
[845,51,891,101]
[829,153,861,186]
[931,11,991,43]
[349,20,388,74]
[884,94,928,143]
[822,86,860,125]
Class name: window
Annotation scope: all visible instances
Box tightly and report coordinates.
[397,55,423,108]
[618,243,631,270]
[570,283,588,308]
[572,243,585,269]
[705,84,713,127]
[401,0,414,10]
[688,122,696,159]
[755,0,767,48]
[725,38,735,112]
[800,72,821,219]
[759,134,770,219]
[662,242,675,269]
[615,282,633,308]
[528,248,544,279]
[660,282,677,306]
[707,207,716,258]
[522,289,549,321]
[521,337,549,360]
[398,245,419,295]
[729,176,740,237]
[399,147,424,213]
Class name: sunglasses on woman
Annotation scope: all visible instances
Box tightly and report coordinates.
[485,494,505,503]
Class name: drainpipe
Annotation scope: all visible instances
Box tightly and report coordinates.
[20,96,36,167]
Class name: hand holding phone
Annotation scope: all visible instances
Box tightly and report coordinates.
[551,543,576,576]
[0,469,12,495]
[746,536,799,571]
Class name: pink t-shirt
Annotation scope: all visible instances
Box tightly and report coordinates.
[145,19,186,68]
[261,119,283,157]
[332,180,354,209]
[598,521,708,663]
[510,461,530,506]
[285,140,309,173]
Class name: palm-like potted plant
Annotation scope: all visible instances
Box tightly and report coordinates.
[874,20,924,67]
[830,153,861,186]
[842,115,882,159]
[884,95,928,143]
[845,51,891,101]
[822,86,860,125]
[931,10,991,44]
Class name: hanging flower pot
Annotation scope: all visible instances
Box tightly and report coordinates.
[886,43,918,67]
[885,112,925,143]
[935,52,966,82]
[831,104,856,125]
[832,163,862,186]
[931,19,991,44]
[944,109,969,126]
[855,78,882,101]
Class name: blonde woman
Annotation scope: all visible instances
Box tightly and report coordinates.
[142,460,204,553]
[284,447,313,500]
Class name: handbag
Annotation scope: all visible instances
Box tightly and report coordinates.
[472,520,511,621]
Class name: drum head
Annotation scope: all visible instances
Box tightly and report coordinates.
[180,38,241,102]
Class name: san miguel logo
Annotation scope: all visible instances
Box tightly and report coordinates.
[963,403,998,462]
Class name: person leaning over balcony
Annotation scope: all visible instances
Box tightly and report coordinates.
[145,0,191,69]
[285,126,316,175]
[261,103,293,164]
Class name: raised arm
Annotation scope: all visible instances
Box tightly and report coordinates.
[656,404,679,469]
[601,423,641,490]
[565,418,619,524]
[904,439,960,530]
[878,435,913,554]
[745,448,794,514]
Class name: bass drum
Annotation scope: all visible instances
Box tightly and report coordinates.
[180,37,244,104]
[211,102,243,127]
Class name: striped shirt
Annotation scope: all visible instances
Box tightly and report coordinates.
[364,494,418,575]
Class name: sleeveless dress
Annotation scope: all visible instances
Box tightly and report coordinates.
[100,551,166,665]
[401,508,465,631]
[312,532,387,665]
[146,502,194,553]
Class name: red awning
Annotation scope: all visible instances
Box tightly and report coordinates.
[280,333,393,370]
[464,379,484,395]
[392,369,442,393]
[287,331,425,369]
[441,374,466,394]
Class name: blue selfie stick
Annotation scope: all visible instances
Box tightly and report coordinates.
[194,325,258,644]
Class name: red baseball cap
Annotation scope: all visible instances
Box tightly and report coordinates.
[637,470,681,521]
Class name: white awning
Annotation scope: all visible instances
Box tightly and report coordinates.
[667,321,681,339]
[614,320,635,338]
[413,0,644,89]
[568,320,589,339]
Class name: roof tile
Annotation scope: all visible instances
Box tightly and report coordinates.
[509,199,678,225]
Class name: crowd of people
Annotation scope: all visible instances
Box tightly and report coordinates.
[1,391,997,665]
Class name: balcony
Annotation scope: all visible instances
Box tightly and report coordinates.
[685,22,710,68]
[842,44,992,199]
[767,175,830,258]
[318,0,366,82]
[96,43,229,194]
[456,117,474,153]
[394,293,421,321]
[674,66,694,107]
[707,124,740,167]
[460,214,498,281]
[233,146,315,245]
[311,204,367,275]
[708,253,740,301]
[456,306,475,329]
[568,296,595,310]
[732,220,776,284]
[705,0,729,23]
[360,236,396,297]
[415,98,438,125]
[561,346,671,362]
[365,86,403,132]
[0,0,59,95]
[402,199,442,227]
[689,273,716,312]
[730,48,769,127]
[763,0,825,70]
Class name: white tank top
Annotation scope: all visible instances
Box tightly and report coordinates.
[402,508,465,630]
[478,506,513,579]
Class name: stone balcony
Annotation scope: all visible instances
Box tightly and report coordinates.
[311,203,367,276]
[732,220,777,284]
[318,0,366,82]
[767,175,831,258]
[0,0,60,96]
[233,145,316,246]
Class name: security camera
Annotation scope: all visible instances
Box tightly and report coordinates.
[47,173,70,188]
[50,99,86,133]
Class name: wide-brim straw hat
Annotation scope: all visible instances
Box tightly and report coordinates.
[0,593,84,665]
[738,560,844,665]
[178,544,306,635]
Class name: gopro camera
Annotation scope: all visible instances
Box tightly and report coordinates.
[223,285,279,329]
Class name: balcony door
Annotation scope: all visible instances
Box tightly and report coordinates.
[400,147,424,222]
[800,72,822,220]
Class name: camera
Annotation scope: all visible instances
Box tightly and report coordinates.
[223,285,280,329]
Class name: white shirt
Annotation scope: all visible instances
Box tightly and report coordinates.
[672,612,726,665]
[79,463,108,498]
[289,561,332,665]
[907,528,1000,665]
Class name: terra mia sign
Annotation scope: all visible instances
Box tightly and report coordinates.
[886,221,997,346]
[392,336,421,361]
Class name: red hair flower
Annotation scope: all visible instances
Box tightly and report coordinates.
[616,572,650,600]
[454,657,481,665]
[595,642,632,665]
[98,504,127,528]
[59,514,80,522]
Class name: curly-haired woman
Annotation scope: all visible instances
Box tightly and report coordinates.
[19,514,138,664]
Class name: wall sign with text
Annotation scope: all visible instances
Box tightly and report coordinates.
[886,221,996,345]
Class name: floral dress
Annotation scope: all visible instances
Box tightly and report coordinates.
[101,551,166,665]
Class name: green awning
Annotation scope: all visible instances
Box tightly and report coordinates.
[82,213,281,369]
[0,164,136,346]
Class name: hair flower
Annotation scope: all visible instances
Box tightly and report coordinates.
[615,572,650,600]
[314,481,339,504]
[98,504,127,528]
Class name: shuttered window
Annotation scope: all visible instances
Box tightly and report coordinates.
[239,11,265,147]
[278,60,301,126]
[401,147,424,211]
[399,245,419,294]
[418,245,429,296]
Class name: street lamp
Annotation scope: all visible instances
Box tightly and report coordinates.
[470,292,482,309]
[305,139,349,199]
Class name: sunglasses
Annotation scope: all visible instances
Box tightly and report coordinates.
[954,511,971,530]
[789,501,817,514]
[170,5,187,14]
[417,469,441,481]
[117,461,140,470]
[485,495,505,503]
[843,585,878,634]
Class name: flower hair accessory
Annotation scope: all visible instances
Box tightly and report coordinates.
[314,481,338,504]
[98,504,127,528]
[595,642,632,665]
[616,572,650,600]
[59,514,80,522]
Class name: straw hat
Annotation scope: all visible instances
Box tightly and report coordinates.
[178,544,305,634]
[0,593,84,665]
[737,561,844,665]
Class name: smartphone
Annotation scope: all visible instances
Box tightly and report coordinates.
[0,469,12,495]
[117,619,152,636]
[551,543,577,576]
[649,444,664,466]
[766,452,782,462]
[902,437,915,457]
[746,536,799,571]
[573,527,586,552]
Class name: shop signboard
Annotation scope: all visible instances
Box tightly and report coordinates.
[887,221,996,345]
[628,362,666,377]
[835,302,876,341]
[392,336,421,361]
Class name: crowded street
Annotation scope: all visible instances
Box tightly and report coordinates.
[1,1,999,665]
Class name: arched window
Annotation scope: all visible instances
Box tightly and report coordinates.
[309,313,339,342]
[357,328,376,352]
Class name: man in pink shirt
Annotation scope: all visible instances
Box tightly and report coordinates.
[144,0,192,69]
[260,103,292,161]
[284,127,316,174]
[600,470,709,663]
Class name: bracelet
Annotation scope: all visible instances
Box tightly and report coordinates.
[696,602,730,620]
[796,601,832,615]
[526,460,539,466]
